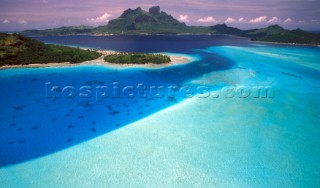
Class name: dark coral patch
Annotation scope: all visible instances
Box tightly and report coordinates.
[78,100,92,108]
[109,111,120,115]
[18,140,25,144]
[13,105,25,111]
[32,126,40,130]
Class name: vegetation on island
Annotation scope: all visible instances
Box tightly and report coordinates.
[104,52,171,64]
[0,33,100,66]
[20,6,320,45]
[94,6,189,35]
[209,24,241,35]
[22,25,94,36]
[1,8,319,67]
[240,25,320,45]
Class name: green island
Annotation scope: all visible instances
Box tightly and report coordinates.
[21,6,320,45]
[104,52,171,64]
[0,33,100,66]
[0,32,173,66]
[240,25,320,45]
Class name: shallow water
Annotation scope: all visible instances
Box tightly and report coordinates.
[0,35,319,187]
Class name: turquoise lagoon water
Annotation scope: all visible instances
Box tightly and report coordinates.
[0,35,320,187]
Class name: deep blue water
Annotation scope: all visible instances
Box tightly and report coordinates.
[33,35,252,52]
[0,35,244,166]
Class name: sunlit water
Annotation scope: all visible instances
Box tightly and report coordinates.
[0,35,319,187]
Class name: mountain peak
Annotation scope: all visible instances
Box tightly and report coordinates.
[217,24,228,27]
[120,7,145,18]
[266,24,284,30]
[135,7,143,11]
[149,6,160,15]
[105,6,185,33]
[210,24,241,34]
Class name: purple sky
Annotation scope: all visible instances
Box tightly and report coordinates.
[1,0,319,31]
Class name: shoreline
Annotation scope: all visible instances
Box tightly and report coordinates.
[92,54,194,69]
[251,40,320,47]
[0,50,195,70]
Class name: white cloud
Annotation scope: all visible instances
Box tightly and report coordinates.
[3,19,10,24]
[250,16,267,23]
[238,17,245,22]
[225,17,235,23]
[178,15,189,23]
[268,17,281,23]
[283,18,293,24]
[197,16,217,23]
[18,20,27,25]
[87,13,111,23]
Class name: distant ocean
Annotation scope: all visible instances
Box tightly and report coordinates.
[1,35,320,187]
